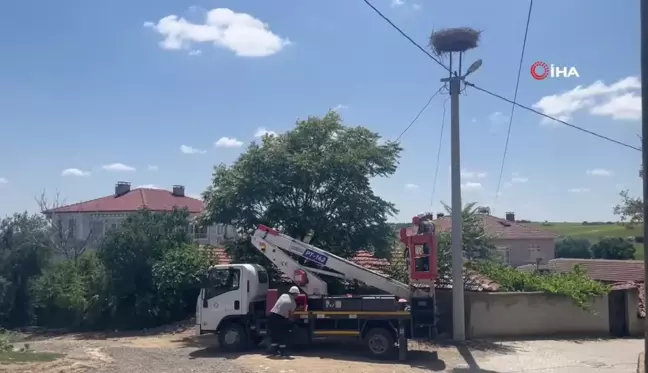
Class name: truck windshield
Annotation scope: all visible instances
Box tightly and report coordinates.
[204,268,240,299]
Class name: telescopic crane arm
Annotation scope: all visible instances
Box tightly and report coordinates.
[251,225,429,299]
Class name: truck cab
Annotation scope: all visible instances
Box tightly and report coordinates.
[196,263,269,349]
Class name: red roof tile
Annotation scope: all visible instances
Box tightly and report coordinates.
[434,215,557,240]
[351,250,390,273]
[45,188,203,214]
[548,258,645,283]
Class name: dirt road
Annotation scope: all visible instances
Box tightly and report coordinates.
[0,327,643,373]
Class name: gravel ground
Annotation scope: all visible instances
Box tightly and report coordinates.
[0,328,643,373]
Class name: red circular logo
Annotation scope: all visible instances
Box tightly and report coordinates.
[530,61,549,80]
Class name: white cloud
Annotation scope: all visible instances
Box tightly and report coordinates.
[532,76,641,125]
[412,3,421,10]
[215,137,244,148]
[137,184,162,189]
[333,104,348,111]
[180,145,206,154]
[0,177,7,184]
[102,163,136,172]
[590,93,641,121]
[255,127,277,137]
[391,0,405,6]
[188,49,202,56]
[147,165,159,171]
[461,169,487,179]
[489,111,508,125]
[503,182,513,188]
[568,187,591,193]
[144,8,290,57]
[586,168,612,177]
[510,172,528,183]
[61,168,91,177]
[188,193,202,200]
[405,183,419,190]
[471,118,477,123]
[461,182,482,191]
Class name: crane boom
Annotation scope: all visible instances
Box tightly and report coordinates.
[251,225,426,299]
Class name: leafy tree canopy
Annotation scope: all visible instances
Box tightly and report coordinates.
[589,236,635,260]
[613,190,643,226]
[555,237,592,259]
[202,111,402,261]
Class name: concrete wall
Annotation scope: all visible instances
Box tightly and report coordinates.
[626,287,644,337]
[492,238,555,267]
[465,292,609,339]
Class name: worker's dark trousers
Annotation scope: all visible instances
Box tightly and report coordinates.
[268,312,291,354]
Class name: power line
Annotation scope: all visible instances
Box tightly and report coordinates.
[395,86,444,142]
[466,82,642,152]
[494,0,534,207]
[362,0,641,152]
[429,96,450,212]
[361,0,452,74]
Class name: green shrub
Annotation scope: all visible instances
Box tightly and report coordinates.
[469,261,609,309]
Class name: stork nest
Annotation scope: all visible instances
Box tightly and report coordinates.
[429,27,481,55]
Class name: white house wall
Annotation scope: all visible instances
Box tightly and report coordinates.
[49,211,234,249]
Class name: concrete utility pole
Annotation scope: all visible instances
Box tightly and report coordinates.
[432,28,482,342]
[641,1,648,371]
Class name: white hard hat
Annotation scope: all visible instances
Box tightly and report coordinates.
[288,286,300,294]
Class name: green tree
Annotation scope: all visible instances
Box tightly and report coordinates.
[0,212,52,327]
[589,236,635,260]
[202,112,401,265]
[98,208,211,328]
[613,190,643,227]
[555,237,592,259]
[438,202,494,270]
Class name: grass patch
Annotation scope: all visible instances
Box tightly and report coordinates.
[0,351,64,364]
[527,222,645,259]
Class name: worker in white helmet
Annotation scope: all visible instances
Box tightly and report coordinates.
[268,286,300,357]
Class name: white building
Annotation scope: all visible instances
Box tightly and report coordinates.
[43,181,235,249]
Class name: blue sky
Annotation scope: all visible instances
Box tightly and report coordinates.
[0,0,641,223]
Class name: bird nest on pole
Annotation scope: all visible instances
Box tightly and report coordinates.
[429,27,481,55]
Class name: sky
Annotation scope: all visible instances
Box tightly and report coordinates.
[0,0,642,223]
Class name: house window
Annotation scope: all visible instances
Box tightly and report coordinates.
[192,224,207,240]
[67,219,76,239]
[90,220,105,242]
[216,224,224,235]
[528,244,542,262]
[494,246,510,265]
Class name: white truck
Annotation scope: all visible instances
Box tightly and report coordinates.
[196,224,438,360]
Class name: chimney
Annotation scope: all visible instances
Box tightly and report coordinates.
[115,181,131,196]
[436,213,445,219]
[172,185,185,197]
[505,212,515,222]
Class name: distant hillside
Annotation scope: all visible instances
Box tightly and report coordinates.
[526,222,644,259]
[390,222,411,230]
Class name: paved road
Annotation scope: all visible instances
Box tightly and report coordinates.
[450,339,642,373]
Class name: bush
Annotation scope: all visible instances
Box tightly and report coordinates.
[98,208,214,329]
[555,237,592,259]
[30,253,107,329]
[470,261,609,309]
[590,236,635,260]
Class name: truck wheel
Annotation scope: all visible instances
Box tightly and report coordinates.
[364,328,396,360]
[218,322,248,352]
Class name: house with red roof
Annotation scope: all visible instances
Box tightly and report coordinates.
[433,211,558,267]
[43,181,235,248]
